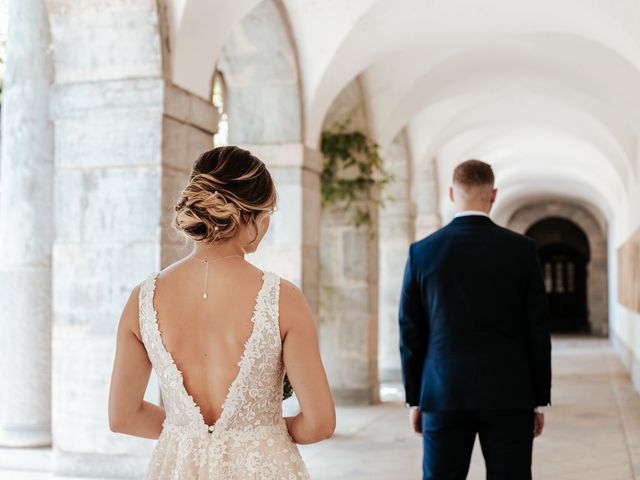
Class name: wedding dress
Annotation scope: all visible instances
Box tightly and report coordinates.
[138,270,310,479]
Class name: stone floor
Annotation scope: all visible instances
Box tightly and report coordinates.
[299,336,640,479]
[1,336,640,479]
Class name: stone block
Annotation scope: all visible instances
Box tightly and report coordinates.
[186,126,214,161]
[227,84,301,144]
[55,113,163,169]
[52,242,159,328]
[164,83,218,133]
[55,166,162,244]
[50,78,164,118]
[161,117,189,171]
[160,166,191,244]
[47,3,162,84]
[342,228,370,283]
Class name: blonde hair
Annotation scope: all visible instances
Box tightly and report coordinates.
[174,146,277,244]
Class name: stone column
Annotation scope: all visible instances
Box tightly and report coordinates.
[46,1,217,476]
[319,191,380,404]
[241,144,322,317]
[0,0,54,447]
[162,83,220,267]
[318,80,380,405]
[49,80,216,477]
[378,130,414,382]
[414,156,441,239]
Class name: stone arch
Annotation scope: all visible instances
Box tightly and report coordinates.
[217,0,303,144]
[508,202,608,336]
[213,1,321,316]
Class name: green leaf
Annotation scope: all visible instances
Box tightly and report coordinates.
[320,126,393,226]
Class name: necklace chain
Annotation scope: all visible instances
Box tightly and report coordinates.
[189,253,244,299]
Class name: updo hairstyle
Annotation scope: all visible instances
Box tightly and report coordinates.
[174,146,277,245]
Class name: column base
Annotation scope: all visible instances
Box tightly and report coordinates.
[332,387,380,406]
[379,367,402,383]
[0,424,51,447]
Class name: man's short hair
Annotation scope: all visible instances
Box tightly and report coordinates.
[453,159,494,187]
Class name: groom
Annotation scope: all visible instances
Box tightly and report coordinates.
[399,159,551,479]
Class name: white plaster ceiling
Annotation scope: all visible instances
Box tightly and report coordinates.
[168,0,640,231]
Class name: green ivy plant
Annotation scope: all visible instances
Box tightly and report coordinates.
[320,123,394,226]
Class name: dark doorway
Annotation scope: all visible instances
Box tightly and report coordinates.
[526,218,590,333]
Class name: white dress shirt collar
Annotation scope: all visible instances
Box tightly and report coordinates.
[453,210,490,218]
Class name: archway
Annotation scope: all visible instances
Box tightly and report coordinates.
[507,201,608,336]
[526,217,590,333]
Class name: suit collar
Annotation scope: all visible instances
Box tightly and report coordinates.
[450,214,495,226]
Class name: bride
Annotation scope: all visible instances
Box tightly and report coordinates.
[108,146,335,479]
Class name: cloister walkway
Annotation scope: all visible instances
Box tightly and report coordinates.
[300,337,640,480]
[0,337,639,479]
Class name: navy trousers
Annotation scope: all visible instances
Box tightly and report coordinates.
[421,410,534,480]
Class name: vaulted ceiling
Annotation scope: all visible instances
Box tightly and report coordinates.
[167,0,640,237]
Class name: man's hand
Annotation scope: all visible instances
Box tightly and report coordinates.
[410,407,422,435]
[533,412,545,437]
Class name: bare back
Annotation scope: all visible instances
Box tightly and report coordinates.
[153,258,274,426]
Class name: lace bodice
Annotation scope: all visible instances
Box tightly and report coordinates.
[138,270,310,479]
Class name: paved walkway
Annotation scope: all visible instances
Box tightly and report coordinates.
[1,337,639,479]
[300,337,640,479]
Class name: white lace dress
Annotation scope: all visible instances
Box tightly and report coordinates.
[138,270,310,479]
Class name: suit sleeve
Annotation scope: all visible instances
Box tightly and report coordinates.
[524,241,552,406]
[398,244,428,407]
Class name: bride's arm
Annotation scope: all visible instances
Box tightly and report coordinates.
[280,280,336,444]
[108,286,166,439]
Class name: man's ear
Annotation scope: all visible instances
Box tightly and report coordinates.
[490,187,497,204]
[449,186,455,203]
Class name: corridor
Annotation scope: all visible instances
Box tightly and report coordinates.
[300,337,640,480]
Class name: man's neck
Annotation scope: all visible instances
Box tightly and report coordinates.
[453,210,490,218]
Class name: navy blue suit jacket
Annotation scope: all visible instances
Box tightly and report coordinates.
[399,215,552,411]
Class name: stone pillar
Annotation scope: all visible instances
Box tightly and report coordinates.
[46,1,217,476]
[49,80,216,479]
[318,80,379,405]
[414,156,441,239]
[0,0,54,447]
[216,0,318,311]
[378,131,414,382]
[242,144,322,317]
[162,84,220,267]
[319,192,380,404]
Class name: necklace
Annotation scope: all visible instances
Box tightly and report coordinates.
[189,253,244,299]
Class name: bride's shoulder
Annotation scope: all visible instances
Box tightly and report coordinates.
[277,278,314,331]
[278,277,304,301]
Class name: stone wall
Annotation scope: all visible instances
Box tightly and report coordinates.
[617,226,640,314]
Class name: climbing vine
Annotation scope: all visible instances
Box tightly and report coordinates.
[320,123,393,226]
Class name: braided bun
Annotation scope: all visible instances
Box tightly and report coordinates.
[174,146,277,244]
